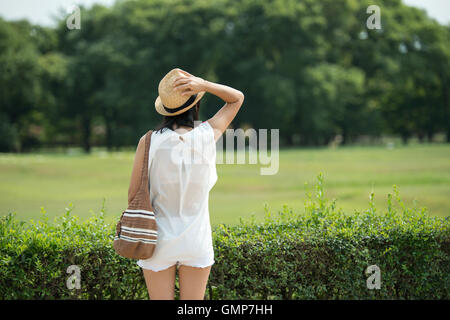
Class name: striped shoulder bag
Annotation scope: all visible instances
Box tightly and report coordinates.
[113,130,158,260]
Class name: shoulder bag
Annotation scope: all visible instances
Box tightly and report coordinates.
[113,130,157,259]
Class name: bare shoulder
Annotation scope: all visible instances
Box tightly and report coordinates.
[139,134,146,147]
[135,134,146,156]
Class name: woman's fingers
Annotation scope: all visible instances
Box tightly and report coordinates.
[173,76,190,87]
[174,83,191,92]
[172,73,200,96]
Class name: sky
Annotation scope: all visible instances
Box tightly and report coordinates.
[0,0,449,27]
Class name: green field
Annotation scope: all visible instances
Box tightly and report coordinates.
[1,144,449,226]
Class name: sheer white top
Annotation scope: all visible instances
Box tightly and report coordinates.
[137,121,217,269]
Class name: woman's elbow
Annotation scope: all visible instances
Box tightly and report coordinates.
[235,91,244,106]
[238,91,245,102]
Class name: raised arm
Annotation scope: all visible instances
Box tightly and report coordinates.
[202,80,245,142]
[172,69,244,142]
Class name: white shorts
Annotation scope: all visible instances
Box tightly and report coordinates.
[137,255,215,272]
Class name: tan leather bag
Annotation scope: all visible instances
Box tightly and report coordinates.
[113,130,157,259]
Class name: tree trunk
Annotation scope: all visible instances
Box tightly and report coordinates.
[417,132,424,143]
[401,133,409,145]
[81,114,91,153]
[426,131,434,143]
[447,126,450,143]
[105,119,113,151]
[341,128,349,145]
[286,133,294,146]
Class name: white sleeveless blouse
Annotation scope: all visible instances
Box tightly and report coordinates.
[137,121,217,270]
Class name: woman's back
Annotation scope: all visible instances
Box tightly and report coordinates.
[149,120,217,233]
[137,121,217,270]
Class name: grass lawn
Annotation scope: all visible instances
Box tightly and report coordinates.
[0,143,449,226]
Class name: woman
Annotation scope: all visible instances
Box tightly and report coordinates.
[127,68,244,300]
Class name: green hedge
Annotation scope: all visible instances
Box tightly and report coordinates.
[1,174,449,299]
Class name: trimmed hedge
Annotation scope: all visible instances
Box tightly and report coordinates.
[1,174,449,299]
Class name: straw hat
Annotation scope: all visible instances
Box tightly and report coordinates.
[155,68,206,116]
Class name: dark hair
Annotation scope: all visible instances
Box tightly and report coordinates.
[155,100,201,133]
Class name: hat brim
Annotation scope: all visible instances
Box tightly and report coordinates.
[155,91,206,116]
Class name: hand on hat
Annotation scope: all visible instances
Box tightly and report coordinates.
[172,69,205,96]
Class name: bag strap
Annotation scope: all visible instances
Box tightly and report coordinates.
[140,130,153,190]
[127,130,154,211]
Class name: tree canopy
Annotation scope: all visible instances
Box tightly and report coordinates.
[0,0,448,152]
